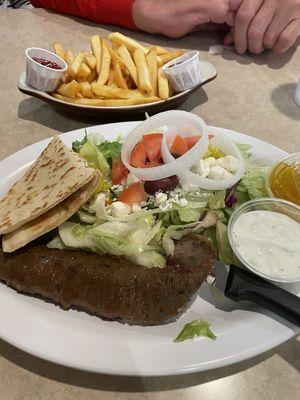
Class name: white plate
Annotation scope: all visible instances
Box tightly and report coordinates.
[18,61,217,117]
[0,121,299,376]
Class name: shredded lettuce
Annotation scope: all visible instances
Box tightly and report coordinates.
[174,319,217,342]
[235,163,269,203]
[78,140,110,176]
[97,141,122,167]
[55,218,166,269]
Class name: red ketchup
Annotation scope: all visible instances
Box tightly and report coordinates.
[32,57,62,70]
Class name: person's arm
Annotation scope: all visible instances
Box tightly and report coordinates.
[30,0,137,30]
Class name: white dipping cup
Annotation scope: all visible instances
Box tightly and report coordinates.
[25,47,67,92]
[162,51,202,92]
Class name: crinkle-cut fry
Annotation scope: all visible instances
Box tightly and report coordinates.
[117,45,138,86]
[90,35,102,74]
[69,52,85,78]
[53,42,65,60]
[85,53,97,70]
[158,67,170,100]
[157,49,186,67]
[77,62,92,79]
[53,93,160,107]
[108,32,149,55]
[92,83,146,99]
[97,39,111,85]
[80,81,93,98]
[134,48,152,94]
[146,47,158,97]
[114,61,128,89]
[55,80,81,98]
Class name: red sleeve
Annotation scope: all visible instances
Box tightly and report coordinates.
[30,0,137,30]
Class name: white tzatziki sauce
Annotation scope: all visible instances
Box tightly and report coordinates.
[231,210,300,279]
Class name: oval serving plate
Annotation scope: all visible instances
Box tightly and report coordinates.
[18,60,217,117]
[0,121,299,377]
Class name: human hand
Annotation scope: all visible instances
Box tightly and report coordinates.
[133,0,233,38]
[227,0,300,54]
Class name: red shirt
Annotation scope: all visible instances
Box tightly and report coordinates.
[30,0,137,30]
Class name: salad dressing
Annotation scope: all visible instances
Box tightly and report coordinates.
[268,159,300,205]
[231,210,300,279]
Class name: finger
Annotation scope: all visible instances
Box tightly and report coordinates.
[247,0,277,54]
[273,19,300,53]
[234,0,264,54]
[225,10,236,27]
[224,31,234,45]
[229,0,243,11]
[263,7,291,49]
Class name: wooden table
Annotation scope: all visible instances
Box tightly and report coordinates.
[0,8,299,400]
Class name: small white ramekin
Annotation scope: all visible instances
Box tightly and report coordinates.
[162,50,202,92]
[25,47,67,92]
[228,198,300,283]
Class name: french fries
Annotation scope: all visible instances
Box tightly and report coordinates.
[134,48,152,94]
[51,32,187,107]
[53,93,160,106]
[158,68,170,100]
[108,32,149,54]
[146,47,158,97]
[53,42,65,60]
[85,53,97,70]
[69,52,85,78]
[90,35,102,73]
[117,45,137,86]
[157,50,185,67]
[97,39,111,85]
[56,80,81,98]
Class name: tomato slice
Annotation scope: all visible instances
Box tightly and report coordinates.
[170,134,189,155]
[118,182,147,205]
[111,158,129,185]
[184,135,200,149]
[143,133,163,162]
[130,140,147,167]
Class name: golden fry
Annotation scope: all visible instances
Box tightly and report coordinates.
[53,42,65,60]
[97,39,111,85]
[134,48,152,94]
[90,35,102,73]
[108,32,149,55]
[77,62,91,79]
[87,69,97,83]
[80,81,93,98]
[117,45,137,86]
[56,80,81,98]
[53,93,160,106]
[114,61,128,89]
[92,83,145,99]
[158,67,170,100]
[148,45,169,55]
[85,53,97,70]
[157,50,185,67]
[146,47,158,96]
[69,52,85,78]
[65,49,74,67]
[106,45,124,66]
[108,69,116,86]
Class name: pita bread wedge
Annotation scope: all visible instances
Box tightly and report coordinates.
[0,135,95,234]
[2,171,99,253]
